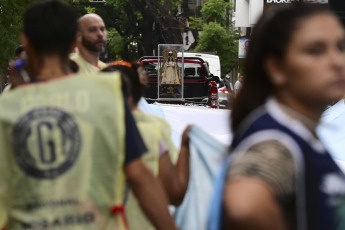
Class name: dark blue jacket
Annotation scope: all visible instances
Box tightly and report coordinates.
[230,99,345,230]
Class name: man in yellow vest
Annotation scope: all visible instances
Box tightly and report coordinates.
[70,13,108,73]
[0,1,178,230]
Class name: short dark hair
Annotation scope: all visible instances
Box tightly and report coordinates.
[15,45,24,57]
[23,0,77,57]
[231,3,332,133]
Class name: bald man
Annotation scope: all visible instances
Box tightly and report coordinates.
[71,13,108,73]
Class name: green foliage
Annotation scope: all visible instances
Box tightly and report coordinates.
[101,0,141,60]
[104,0,184,59]
[154,0,180,16]
[104,0,135,35]
[0,0,87,81]
[194,22,238,74]
[192,1,239,76]
[200,0,230,25]
[195,22,227,51]
[189,16,204,30]
[106,28,125,60]
[0,0,37,82]
[84,6,96,14]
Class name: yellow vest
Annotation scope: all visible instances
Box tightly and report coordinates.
[1,84,11,94]
[126,111,178,230]
[0,72,127,230]
[70,53,107,74]
[156,116,178,164]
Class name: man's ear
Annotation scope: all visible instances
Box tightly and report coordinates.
[76,31,82,43]
[70,40,78,53]
[264,56,286,87]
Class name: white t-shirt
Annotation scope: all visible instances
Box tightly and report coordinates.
[234,80,242,90]
[234,80,242,96]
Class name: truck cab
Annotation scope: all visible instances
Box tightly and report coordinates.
[178,52,221,83]
[139,56,219,103]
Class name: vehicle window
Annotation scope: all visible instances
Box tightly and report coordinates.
[181,63,204,78]
[143,62,158,78]
[142,61,205,79]
[197,67,202,76]
[184,67,195,77]
[203,63,211,76]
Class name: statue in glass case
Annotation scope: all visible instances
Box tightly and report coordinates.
[159,49,180,85]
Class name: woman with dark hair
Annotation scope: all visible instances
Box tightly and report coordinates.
[102,63,192,230]
[223,3,345,230]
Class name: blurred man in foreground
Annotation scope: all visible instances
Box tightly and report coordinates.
[0,1,178,229]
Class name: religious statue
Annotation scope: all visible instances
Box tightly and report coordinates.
[159,49,181,85]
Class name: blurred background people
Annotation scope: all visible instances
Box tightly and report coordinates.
[102,62,192,230]
[1,45,26,93]
[234,75,243,97]
[70,13,107,73]
[223,73,233,93]
[0,1,178,229]
[14,45,25,60]
[223,3,345,230]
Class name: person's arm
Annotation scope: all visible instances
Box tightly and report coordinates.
[223,178,288,230]
[223,140,295,230]
[124,159,178,230]
[122,100,178,230]
[158,125,192,206]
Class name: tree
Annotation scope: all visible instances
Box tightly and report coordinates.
[192,0,239,77]
[0,0,36,83]
[105,0,184,60]
[103,0,153,60]
[72,0,186,61]
[195,22,238,76]
[0,0,88,86]
[200,0,230,25]
[142,0,182,44]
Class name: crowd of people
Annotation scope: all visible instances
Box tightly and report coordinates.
[1,1,345,230]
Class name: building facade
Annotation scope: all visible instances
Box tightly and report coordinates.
[235,0,345,28]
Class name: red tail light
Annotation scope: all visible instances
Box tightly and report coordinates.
[208,81,218,108]
[219,88,229,94]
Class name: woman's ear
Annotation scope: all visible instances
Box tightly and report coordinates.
[264,56,287,87]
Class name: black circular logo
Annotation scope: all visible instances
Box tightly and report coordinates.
[13,107,81,179]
